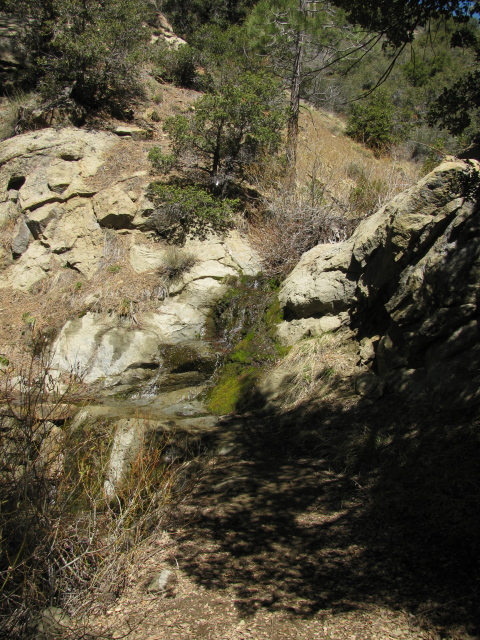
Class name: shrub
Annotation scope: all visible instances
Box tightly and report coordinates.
[6,0,150,111]
[151,42,202,89]
[346,91,410,153]
[147,183,239,241]
[148,147,177,173]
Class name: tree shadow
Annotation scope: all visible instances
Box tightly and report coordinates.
[173,391,480,637]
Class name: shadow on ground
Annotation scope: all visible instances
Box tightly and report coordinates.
[173,390,480,638]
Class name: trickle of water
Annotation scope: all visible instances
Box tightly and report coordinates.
[130,367,164,399]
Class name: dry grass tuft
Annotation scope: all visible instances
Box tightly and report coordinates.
[0,92,41,142]
[158,246,196,282]
[276,333,357,409]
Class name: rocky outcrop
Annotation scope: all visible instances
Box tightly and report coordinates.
[278,160,480,405]
[0,128,115,286]
[0,127,262,388]
[51,230,260,387]
[149,12,187,49]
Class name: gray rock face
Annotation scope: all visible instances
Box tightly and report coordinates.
[279,160,480,405]
[52,313,161,384]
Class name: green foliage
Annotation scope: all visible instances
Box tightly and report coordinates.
[147,183,238,239]
[247,0,358,168]
[428,68,480,135]
[151,42,203,89]
[162,0,257,37]
[247,0,352,78]
[298,13,478,153]
[163,71,286,179]
[333,0,478,48]
[346,91,411,153]
[148,147,177,173]
[6,0,150,110]
[190,23,260,87]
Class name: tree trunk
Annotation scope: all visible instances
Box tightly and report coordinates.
[285,0,308,183]
[211,121,224,177]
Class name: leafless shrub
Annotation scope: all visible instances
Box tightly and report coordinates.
[251,190,357,276]
[0,339,190,639]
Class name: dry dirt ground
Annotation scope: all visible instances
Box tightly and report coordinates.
[91,396,480,640]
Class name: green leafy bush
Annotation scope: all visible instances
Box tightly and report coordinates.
[148,147,177,173]
[147,183,239,240]
[346,91,409,153]
[161,0,257,37]
[5,0,150,111]
[151,42,203,89]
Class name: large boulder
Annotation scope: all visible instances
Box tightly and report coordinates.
[279,242,357,318]
[278,160,480,405]
[93,185,136,229]
[51,313,161,385]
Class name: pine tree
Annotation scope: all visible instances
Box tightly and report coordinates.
[247,0,368,177]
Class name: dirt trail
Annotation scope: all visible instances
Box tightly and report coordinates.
[91,399,479,640]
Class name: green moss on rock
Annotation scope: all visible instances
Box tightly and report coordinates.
[205,275,286,415]
[207,363,260,415]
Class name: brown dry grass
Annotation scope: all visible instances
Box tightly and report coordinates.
[296,105,420,201]
[248,105,421,275]
[0,351,188,639]
[275,333,358,410]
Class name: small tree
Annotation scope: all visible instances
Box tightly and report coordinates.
[162,71,286,187]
